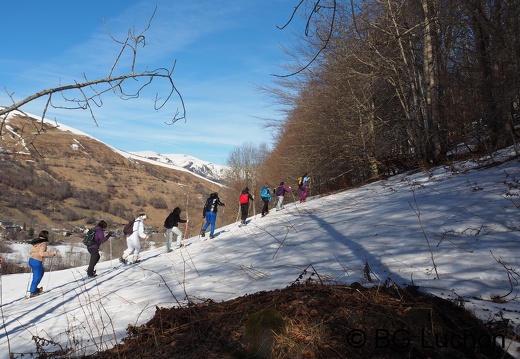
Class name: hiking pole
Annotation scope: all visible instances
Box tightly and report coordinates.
[182,220,189,248]
[182,191,189,248]
[182,212,189,248]
[198,220,203,239]
[46,255,56,290]
[109,236,114,270]
[0,257,12,356]
[26,267,32,298]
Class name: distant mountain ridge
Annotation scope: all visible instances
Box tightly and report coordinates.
[126,151,227,183]
[0,110,230,233]
[1,107,228,184]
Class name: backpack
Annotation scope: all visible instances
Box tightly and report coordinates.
[239,193,249,204]
[164,213,175,228]
[83,228,96,246]
[297,177,303,188]
[275,186,284,196]
[260,186,269,198]
[123,219,135,236]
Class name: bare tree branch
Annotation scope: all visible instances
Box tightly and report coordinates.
[273,0,337,78]
[0,7,185,143]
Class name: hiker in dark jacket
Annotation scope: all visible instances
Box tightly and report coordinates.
[28,230,58,297]
[239,187,254,225]
[164,207,188,252]
[201,192,225,239]
[86,220,113,278]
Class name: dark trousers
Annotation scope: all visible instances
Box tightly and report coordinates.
[240,203,249,222]
[87,248,100,276]
[261,198,269,216]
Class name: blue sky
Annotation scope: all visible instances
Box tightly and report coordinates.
[0,1,302,165]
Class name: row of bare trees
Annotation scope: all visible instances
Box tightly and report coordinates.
[254,0,520,194]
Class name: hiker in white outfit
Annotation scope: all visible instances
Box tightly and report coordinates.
[120,214,148,264]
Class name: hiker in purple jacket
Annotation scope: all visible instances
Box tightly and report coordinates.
[86,220,113,278]
[275,182,291,211]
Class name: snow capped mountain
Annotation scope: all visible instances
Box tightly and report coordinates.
[129,151,228,183]
[2,109,229,184]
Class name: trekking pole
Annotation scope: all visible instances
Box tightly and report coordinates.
[0,257,13,356]
[26,267,32,298]
[46,255,55,290]
[197,219,202,239]
[182,210,189,248]
[182,220,189,248]
[182,191,189,248]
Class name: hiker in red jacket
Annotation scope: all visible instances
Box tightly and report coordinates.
[239,187,254,225]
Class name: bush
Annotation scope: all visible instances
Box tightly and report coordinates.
[149,197,168,209]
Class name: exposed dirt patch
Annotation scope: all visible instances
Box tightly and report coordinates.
[88,283,514,359]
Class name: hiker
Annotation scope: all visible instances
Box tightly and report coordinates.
[303,174,310,187]
[28,230,57,297]
[260,182,272,217]
[201,192,225,239]
[299,183,309,203]
[275,182,291,211]
[86,220,113,278]
[298,173,310,203]
[120,214,148,264]
[164,207,188,252]
[239,187,254,225]
[298,173,310,188]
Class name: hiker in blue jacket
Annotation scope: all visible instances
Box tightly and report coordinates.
[260,182,272,217]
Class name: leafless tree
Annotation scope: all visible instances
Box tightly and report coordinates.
[225,142,269,193]
[261,0,520,193]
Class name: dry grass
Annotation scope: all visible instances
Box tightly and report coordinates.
[87,282,513,359]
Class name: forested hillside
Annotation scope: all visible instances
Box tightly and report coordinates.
[255,1,520,194]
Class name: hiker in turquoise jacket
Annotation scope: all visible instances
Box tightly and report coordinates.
[260,182,271,217]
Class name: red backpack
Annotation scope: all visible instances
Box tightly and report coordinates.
[239,193,249,204]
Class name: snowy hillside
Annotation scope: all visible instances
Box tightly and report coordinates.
[2,146,520,358]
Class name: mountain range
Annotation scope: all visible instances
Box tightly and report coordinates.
[122,151,228,184]
[0,111,231,236]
